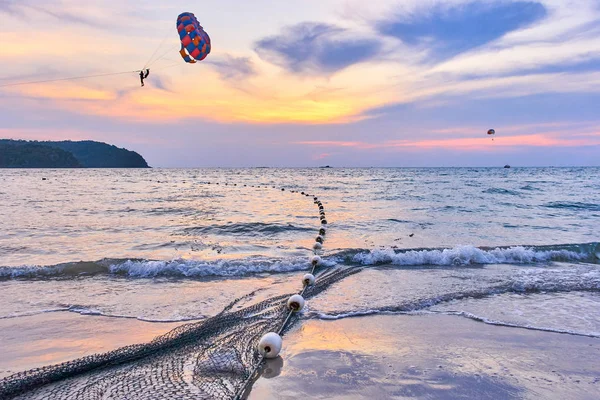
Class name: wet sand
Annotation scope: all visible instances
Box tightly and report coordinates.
[2,313,599,399]
[249,314,600,400]
[0,312,185,379]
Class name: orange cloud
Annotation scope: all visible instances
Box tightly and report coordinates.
[10,83,115,101]
[2,76,380,125]
[296,133,600,151]
[429,121,597,136]
[313,153,333,160]
[386,134,594,149]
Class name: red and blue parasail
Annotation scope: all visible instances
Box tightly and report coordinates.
[176,12,211,63]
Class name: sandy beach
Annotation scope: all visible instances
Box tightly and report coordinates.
[2,311,598,399]
[249,314,600,399]
[0,313,185,380]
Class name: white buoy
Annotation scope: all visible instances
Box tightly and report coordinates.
[313,242,322,250]
[315,235,324,244]
[319,227,326,235]
[303,273,315,286]
[311,255,322,266]
[287,294,305,311]
[258,332,282,359]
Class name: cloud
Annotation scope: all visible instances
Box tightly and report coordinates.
[255,22,382,74]
[147,74,172,92]
[377,1,547,60]
[295,132,600,152]
[26,4,104,27]
[206,55,256,81]
[1,0,109,28]
[313,152,334,160]
[0,0,18,14]
[430,36,600,78]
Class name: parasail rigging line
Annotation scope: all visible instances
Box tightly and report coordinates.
[0,70,143,88]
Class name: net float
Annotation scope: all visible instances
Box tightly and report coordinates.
[303,273,316,286]
[287,294,305,312]
[258,332,282,359]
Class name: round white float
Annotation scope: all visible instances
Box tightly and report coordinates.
[313,242,322,250]
[303,273,315,286]
[287,294,305,312]
[258,332,282,359]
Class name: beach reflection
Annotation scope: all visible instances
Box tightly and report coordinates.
[249,314,599,399]
[260,356,284,379]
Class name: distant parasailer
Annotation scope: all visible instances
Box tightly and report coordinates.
[487,129,495,141]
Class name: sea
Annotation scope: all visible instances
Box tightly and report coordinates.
[0,167,599,340]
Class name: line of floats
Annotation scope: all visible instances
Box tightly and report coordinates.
[201,181,328,399]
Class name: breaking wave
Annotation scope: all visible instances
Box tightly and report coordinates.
[1,243,597,281]
[349,243,600,266]
[0,257,319,280]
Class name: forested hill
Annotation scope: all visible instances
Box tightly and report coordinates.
[0,140,149,168]
[0,141,81,168]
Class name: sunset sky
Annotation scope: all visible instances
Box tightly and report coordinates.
[1,0,599,167]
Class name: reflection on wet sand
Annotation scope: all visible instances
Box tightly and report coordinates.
[0,312,184,378]
[249,314,600,399]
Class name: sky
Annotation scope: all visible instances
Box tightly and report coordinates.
[1,0,600,167]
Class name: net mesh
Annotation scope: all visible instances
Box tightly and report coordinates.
[0,266,360,400]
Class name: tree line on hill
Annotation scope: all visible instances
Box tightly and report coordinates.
[0,140,149,168]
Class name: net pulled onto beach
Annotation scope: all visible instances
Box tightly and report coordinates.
[0,266,360,400]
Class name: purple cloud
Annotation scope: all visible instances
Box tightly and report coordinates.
[206,55,256,81]
[377,1,547,61]
[255,22,382,74]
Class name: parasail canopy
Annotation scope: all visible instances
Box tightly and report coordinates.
[177,12,211,63]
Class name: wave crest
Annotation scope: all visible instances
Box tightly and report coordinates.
[350,243,599,266]
[1,243,597,281]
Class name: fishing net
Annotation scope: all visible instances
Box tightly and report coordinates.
[0,266,360,400]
